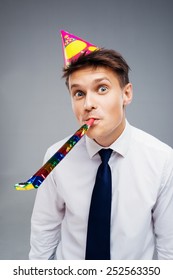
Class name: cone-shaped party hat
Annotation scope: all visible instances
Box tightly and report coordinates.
[61,30,99,67]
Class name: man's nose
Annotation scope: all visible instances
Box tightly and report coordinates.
[83,93,97,111]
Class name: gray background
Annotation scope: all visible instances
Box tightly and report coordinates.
[0,0,172,259]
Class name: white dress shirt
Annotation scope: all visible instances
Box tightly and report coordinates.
[29,121,173,260]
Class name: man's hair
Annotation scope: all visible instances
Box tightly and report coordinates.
[62,48,130,88]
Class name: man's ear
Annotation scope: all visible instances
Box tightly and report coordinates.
[123,83,133,106]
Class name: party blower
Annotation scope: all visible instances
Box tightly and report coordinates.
[14,118,94,191]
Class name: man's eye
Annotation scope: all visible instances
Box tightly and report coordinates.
[98,86,108,93]
[74,91,84,98]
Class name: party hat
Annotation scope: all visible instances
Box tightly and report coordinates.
[61,30,99,67]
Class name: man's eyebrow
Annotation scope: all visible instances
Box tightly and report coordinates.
[70,83,81,90]
[93,77,111,84]
[70,77,111,90]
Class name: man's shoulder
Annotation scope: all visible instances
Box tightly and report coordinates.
[130,125,172,154]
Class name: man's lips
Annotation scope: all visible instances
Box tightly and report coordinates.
[85,118,95,126]
[84,116,100,122]
[84,117,101,126]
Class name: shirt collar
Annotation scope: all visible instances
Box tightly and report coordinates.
[86,120,132,159]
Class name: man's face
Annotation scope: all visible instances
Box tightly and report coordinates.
[68,66,132,147]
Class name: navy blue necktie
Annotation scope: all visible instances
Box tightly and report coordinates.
[85,148,113,260]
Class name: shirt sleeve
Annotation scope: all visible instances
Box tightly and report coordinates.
[29,148,65,260]
[153,148,173,259]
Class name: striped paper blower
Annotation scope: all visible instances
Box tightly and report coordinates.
[14,119,94,191]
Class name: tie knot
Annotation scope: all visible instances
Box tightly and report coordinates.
[99,149,112,164]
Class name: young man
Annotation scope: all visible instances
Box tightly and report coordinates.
[29,31,173,260]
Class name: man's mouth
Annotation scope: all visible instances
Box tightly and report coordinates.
[85,118,95,126]
[84,118,100,126]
